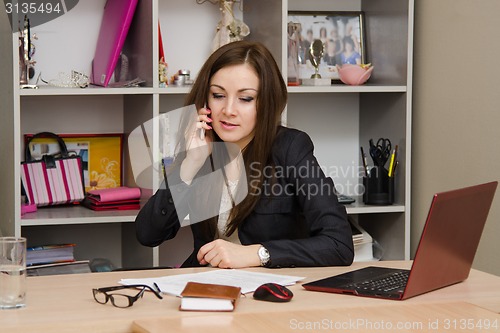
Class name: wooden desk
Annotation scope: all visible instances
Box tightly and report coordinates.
[1,261,499,333]
[133,302,499,333]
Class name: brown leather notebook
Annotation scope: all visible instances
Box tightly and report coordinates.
[180,282,241,312]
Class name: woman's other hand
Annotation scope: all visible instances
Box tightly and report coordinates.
[197,239,261,268]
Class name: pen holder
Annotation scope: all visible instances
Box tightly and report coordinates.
[363,167,394,205]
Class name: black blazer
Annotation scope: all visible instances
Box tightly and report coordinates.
[135,127,354,268]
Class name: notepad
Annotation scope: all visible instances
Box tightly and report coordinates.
[91,0,138,87]
[180,282,241,312]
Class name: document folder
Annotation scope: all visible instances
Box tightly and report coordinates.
[91,0,138,87]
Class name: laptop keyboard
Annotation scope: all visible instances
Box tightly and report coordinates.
[349,270,409,293]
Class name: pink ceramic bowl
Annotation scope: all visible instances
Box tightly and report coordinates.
[337,64,374,85]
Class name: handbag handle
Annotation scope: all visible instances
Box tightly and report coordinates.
[24,132,71,162]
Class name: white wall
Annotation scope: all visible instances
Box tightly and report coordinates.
[413,0,500,276]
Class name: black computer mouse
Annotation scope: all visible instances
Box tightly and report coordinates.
[253,283,294,302]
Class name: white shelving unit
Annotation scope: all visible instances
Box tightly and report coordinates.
[0,0,413,268]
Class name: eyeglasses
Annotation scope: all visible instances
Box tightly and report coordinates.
[92,284,163,308]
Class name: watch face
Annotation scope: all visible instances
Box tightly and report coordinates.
[259,246,270,265]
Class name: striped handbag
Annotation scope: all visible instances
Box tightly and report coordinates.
[21,132,85,207]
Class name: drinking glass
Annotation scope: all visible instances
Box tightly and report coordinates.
[0,237,27,309]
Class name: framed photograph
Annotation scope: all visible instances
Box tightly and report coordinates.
[287,11,366,81]
[25,133,123,192]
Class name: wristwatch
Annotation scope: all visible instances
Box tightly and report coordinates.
[258,245,270,266]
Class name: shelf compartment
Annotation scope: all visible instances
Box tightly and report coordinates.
[23,0,153,90]
[285,0,411,87]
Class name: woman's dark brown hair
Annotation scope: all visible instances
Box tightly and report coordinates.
[185,40,288,237]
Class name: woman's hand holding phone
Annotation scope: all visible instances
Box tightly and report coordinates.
[180,106,213,184]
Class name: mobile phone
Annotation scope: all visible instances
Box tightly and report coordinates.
[199,103,207,140]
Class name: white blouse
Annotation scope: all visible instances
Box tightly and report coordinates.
[217,179,241,244]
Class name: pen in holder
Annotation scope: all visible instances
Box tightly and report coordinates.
[363,166,394,205]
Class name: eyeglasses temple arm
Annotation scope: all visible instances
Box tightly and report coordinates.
[96,284,163,299]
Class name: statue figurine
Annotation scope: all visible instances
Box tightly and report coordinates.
[19,15,38,88]
[159,57,169,87]
[212,0,250,52]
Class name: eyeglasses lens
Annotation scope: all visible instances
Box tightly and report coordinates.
[109,294,134,308]
[93,289,108,304]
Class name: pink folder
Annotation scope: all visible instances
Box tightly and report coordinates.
[91,0,138,87]
[87,187,141,203]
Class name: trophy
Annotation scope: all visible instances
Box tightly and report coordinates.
[302,39,330,86]
[309,39,324,79]
[287,21,301,86]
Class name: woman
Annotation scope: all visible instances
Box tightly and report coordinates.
[135,41,354,269]
[340,36,361,65]
[323,39,341,66]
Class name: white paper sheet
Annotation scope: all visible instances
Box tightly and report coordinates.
[119,269,305,296]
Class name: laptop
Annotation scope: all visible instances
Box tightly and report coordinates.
[303,181,498,300]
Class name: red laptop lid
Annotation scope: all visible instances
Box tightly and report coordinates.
[403,181,497,299]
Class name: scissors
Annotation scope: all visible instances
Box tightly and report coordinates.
[369,138,392,167]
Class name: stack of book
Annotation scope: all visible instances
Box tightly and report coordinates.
[82,186,141,211]
[350,220,375,262]
[26,243,91,276]
[27,260,91,276]
[27,243,76,266]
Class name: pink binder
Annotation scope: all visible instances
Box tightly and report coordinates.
[87,186,141,203]
[91,0,139,87]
